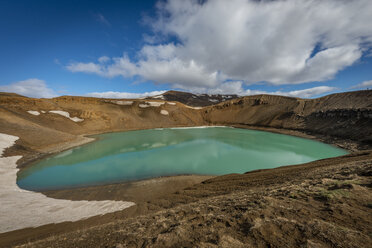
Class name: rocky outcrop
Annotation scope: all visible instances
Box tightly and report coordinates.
[205,90,372,144]
[312,109,372,119]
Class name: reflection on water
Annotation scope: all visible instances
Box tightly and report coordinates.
[17,127,348,190]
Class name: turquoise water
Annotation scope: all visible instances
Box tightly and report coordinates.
[17,127,347,191]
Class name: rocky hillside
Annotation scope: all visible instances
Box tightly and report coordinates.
[0,95,206,164]
[204,90,372,144]
[0,90,371,165]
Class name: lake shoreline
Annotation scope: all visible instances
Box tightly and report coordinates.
[14,124,363,172]
[17,126,347,192]
[12,124,363,194]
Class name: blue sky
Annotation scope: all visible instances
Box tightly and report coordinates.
[0,0,372,98]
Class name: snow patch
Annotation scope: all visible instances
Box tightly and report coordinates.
[49,110,84,122]
[185,106,203,110]
[167,102,176,105]
[0,133,134,233]
[27,110,40,116]
[0,134,18,156]
[114,100,133,105]
[152,95,165,99]
[147,101,165,107]
[160,110,169,115]
[139,101,165,108]
[139,104,150,108]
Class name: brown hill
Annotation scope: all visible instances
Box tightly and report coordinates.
[204,90,372,144]
[0,90,372,247]
[0,95,206,160]
[1,90,371,165]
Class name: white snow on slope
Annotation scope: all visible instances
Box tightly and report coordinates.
[139,104,150,108]
[27,110,40,116]
[185,106,203,110]
[114,101,133,105]
[139,102,165,108]
[49,110,84,122]
[152,95,165,99]
[160,110,169,115]
[147,101,165,107]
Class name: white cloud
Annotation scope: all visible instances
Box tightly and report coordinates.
[0,79,57,98]
[67,49,220,88]
[66,62,104,75]
[204,81,246,95]
[95,13,111,26]
[351,80,372,89]
[272,86,337,98]
[229,85,336,98]
[241,86,336,99]
[183,81,336,98]
[98,56,110,63]
[67,0,372,92]
[148,0,372,85]
[86,90,166,99]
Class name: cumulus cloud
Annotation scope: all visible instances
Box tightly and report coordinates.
[98,56,110,63]
[66,62,104,75]
[206,82,336,98]
[271,86,337,98]
[86,90,166,99]
[351,80,372,89]
[0,79,57,98]
[67,49,220,88]
[158,78,336,98]
[95,13,111,26]
[67,0,372,92]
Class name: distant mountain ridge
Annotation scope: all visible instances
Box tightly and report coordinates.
[146,90,239,107]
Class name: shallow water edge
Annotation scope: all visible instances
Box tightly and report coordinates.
[17,126,348,191]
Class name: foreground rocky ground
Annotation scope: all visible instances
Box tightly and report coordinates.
[10,151,371,248]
